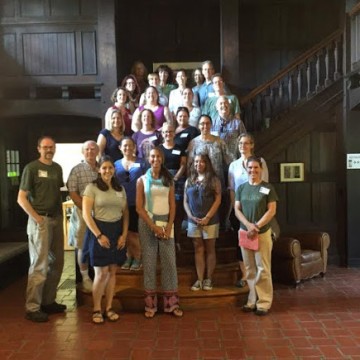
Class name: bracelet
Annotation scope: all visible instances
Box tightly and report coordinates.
[96,233,102,240]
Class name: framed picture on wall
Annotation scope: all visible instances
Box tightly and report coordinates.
[280,163,305,182]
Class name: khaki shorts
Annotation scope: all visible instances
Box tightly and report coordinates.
[187,222,219,239]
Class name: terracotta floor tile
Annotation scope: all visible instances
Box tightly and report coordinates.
[2,255,360,359]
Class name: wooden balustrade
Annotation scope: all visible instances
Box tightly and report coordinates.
[240,30,343,131]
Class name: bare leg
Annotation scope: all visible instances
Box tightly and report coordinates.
[104,265,117,311]
[204,238,216,280]
[240,261,246,280]
[192,238,205,281]
[127,231,141,260]
[92,266,109,312]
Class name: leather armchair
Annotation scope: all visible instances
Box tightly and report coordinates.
[271,231,330,286]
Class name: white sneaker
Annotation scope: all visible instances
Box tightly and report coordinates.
[202,279,213,291]
[82,278,93,293]
[191,280,203,291]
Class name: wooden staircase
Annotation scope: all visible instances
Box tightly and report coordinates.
[240,29,344,160]
[78,229,249,312]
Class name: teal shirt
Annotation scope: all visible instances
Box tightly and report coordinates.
[235,181,278,233]
[20,160,63,215]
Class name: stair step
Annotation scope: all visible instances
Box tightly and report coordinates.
[116,263,240,287]
[114,284,248,311]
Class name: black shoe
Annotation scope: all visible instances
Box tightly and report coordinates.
[41,302,67,314]
[255,308,268,316]
[241,304,255,313]
[25,310,49,322]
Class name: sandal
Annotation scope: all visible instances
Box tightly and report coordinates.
[144,311,155,319]
[236,279,247,288]
[104,308,119,322]
[171,308,183,318]
[92,311,104,324]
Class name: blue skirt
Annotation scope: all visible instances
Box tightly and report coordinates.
[82,218,127,267]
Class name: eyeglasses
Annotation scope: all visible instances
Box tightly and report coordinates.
[125,171,130,182]
[239,142,252,146]
[162,130,174,134]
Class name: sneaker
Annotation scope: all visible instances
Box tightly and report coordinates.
[242,304,256,313]
[202,279,213,291]
[255,308,268,316]
[121,257,133,270]
[82,278,93,293]
[236,279,247,288]
[130,259,142,271]
[191,280,203,291]
[41,302,67,314]
[25,310,49,323]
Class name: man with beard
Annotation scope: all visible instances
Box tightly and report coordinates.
[17,136,66,322]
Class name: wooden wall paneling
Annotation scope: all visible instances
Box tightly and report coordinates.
[80,0,97,18]
[81,31,97,75]
[273,183,287,231]
[0,0,16,17]
[286,182,312,225]
[22,32,76,75]
[0,33,17,76]
[311,131,337,174]
[97,0,117,116]
[312,182,337,224]
[49,0,80,17]
[19,0,45,17]
[286,133,311,165]
[220,0,240,89]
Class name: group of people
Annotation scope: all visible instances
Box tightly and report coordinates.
[17,59,278,324]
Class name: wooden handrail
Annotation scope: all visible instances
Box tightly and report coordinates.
[349,3,360,17]
[240,29,343,106]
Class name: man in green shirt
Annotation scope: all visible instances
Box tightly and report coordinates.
[17,136,66,322]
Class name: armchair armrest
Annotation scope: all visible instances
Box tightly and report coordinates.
[283,232,330,252]
[272,237,301,259]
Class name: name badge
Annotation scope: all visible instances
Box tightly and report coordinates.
[211,131,219,136]
[132,163,141,168]
[260,187,270,195]
[172,149,181,155]
[38,170,48,178]
[180,133,188,138]
[149,135,157,142]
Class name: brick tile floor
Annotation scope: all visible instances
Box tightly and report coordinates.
[1,251,360,359]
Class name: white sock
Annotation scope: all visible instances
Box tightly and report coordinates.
[80,269,91,281]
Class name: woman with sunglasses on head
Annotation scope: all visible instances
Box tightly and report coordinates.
[136,147,183,319]
[82,156,129,324]
[234,156,278,316]
[228,133,269,288]
[159,122,187,251]
[115,137,147,271]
